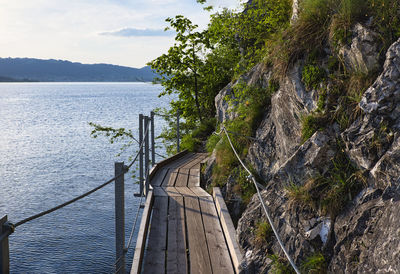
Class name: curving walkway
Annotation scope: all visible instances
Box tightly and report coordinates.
[131,152,239,274]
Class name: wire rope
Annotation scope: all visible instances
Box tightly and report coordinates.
[13,123,152,227]
[222,126,300,274]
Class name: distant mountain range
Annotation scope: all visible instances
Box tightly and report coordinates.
[0,58,157,82]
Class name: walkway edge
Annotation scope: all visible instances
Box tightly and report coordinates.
[131,189,153,274]
[213,187,243,273]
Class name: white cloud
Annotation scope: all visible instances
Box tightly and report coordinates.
[0,0,239,67]
[100,28,174,37]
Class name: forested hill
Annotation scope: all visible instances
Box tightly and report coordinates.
[0,58,157,82]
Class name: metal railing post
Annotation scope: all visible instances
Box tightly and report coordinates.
[115,162,125,274]
[0,216,10,274]
[139,114,144,196]
[144,116,150,196]
[176,110,180,152]
[150,111,155,166]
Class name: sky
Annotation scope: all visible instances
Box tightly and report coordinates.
[0,0,239,68]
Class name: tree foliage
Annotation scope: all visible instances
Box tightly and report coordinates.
[147,0,293,153]
[148,15,209,124]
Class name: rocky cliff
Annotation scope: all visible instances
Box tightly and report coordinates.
[208,14,400,274]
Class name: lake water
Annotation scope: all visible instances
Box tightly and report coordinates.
[0,82,170,273]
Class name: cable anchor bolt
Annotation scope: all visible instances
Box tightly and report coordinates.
[3,221,15,234]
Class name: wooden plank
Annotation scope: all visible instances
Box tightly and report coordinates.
[131,190,154,274]
[175,168,190,187]
[166,152,197,170]
[175,187,196,197]
[213,187,243,273]
[161,153,197,187]
[152,186,168,197]
[185,196,213,274]
[150,168,168,187]
[190,163,201,170]
[143,196,168,274]
[187,168,200,187]
[199,196,234,274]
[190,187,210,197]
[165,168,179,187]
[167,196,187,273]
[178,153,203,169]
[200,154,209,164]
[182,153,207,169]
[148,150,189,182]
[149,151,192,188]
[160,168,173,187]
[153,149,188,168]
[193,153,208,165]
[164,187,182,197]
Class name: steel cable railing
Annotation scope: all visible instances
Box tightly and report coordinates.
[0,111,174,274]
[14,175,121,228]
[112,121,152,273]
[221,126,300,274]
[11,122,151,230]
[125,193,144,251]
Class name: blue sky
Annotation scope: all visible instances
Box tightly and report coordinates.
[0,0,238,68]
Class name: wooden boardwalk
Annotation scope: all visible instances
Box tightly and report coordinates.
[131,152,242,274]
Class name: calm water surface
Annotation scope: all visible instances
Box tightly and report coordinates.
[0,82,170,273]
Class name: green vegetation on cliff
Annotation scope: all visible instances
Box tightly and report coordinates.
[152,0,399,221]
[150,0,291,154]
[152,0,400,154]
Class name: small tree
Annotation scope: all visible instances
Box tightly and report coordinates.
[148,15,210,123]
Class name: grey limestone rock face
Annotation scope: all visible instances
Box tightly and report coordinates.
[215,63,272,123]
[202,149,216,189]
[343,38,400,187]
[212,35,400,274]
[370,136,400,188]
[329,38,400,272]
[248,62,317,180]
[273,131,336,184]
[237,186,322,273]
[215,81,237,123]
[339,23,380,74]
[238,131,337,273]
[290,0,301,23]
[213,60,329,273]
[330,186,400,273]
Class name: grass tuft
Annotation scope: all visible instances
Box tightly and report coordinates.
[255,221,273,245]
[301,113,327,142]
[301,253,327,273]
[285,143,367,217]
[302,63,326,90]
[268,254,296,274]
